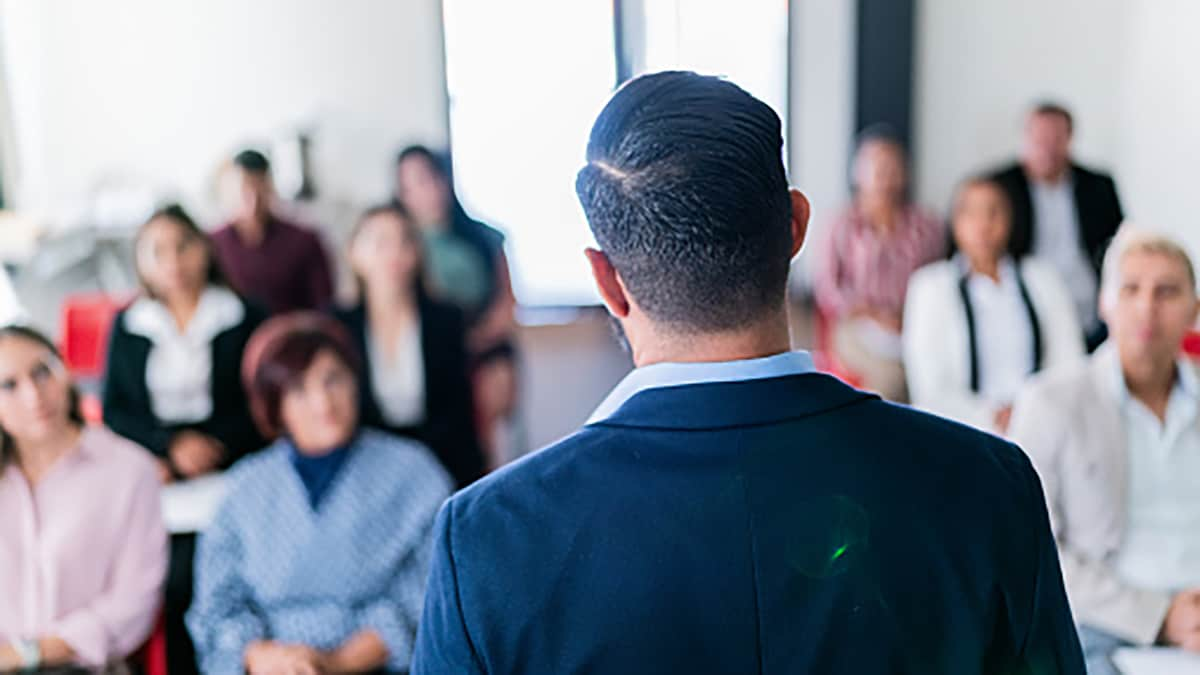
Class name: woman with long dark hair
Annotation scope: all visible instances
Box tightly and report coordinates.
[333,204,484,487]
[0,325,166,672]
[102,203,266,675]
[393,146,518,464]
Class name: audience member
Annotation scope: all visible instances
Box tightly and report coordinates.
[989,103,1124,349]
[814,127,945,401]
[188,313,451,675]
[101,204,265,675]
[904,177,1083,433]
[412,71,1082,674]
[0,326,167,672]
[211,149,334,314]
[393,146,518,463]
[1009,227,1200,674]
[333,204,485,488]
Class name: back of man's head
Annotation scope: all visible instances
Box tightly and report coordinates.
[234,149,271,175]
[575,71,794,333]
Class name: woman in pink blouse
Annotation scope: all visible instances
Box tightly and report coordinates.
[0,325,167,672]
[814,127,946,402]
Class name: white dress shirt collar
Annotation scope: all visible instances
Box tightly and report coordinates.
[124,286,245,423]
[124,286,245,344]
[1102,342,1199,410]
[587,350,816,424]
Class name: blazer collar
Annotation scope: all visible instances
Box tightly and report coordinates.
[591,372,878,431]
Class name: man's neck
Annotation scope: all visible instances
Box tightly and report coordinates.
[858,195,899,232]
[1025,162,1070,186]
[165,290,203,332]
[968,255,1001,283]
[630,311,792,368]
[365,284,418,322]
[234,216,269,247]
[1123,356,1178,423]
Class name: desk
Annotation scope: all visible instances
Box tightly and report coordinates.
[1114,647,1200,674]
[160,474,228,534]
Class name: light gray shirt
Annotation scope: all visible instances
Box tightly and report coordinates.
[1030,179,1098,330]
[1111,356,1200,593]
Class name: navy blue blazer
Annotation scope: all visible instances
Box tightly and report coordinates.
[412,373,1084,674]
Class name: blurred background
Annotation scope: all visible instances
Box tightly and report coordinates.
[0,0,1196,452]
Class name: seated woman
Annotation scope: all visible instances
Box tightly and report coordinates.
[187,313,452,675]
[101,203,266,675]
[334,204,484,488]
[393,146,519,465]
[903,177,1085,434]
[814,128,945,402]
[0,325,166,672]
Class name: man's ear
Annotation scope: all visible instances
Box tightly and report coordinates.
[789,189,811,259]
[585,248,630,318]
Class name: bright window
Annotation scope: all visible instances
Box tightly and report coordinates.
[442,0,788,306]
[442,0,616,306]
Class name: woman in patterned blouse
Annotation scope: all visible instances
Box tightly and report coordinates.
[186,313,451,674]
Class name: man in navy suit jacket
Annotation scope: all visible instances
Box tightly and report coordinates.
[412,71,1084,674]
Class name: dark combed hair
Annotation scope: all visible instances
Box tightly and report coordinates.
[0,325,85,469]
[233,148,271,174]
[245,313,362,440]
[135,203,231,298]
[574,71,793,332]
[1031,101,1074,133]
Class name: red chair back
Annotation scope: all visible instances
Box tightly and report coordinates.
[1184,330,1200,359]
[132,611,168,675]
[59,293,127,378]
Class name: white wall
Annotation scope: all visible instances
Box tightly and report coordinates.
[0,0,448,226]
[915,0,1127,214]
[915,0,1200,259]
[790,0,856,273]
[1114,0,1200,259]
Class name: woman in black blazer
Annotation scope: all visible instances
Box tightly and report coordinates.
[333,204,485,488]
[101,204,264,675]
[103,204,265,472]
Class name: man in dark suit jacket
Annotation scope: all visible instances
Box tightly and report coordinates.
[989,103,1124,349]
[412,72,1084,674]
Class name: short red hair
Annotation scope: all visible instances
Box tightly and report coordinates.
[242,312,361,440]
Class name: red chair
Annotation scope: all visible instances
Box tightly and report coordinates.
[59,293,130,379]
[1184,330,1200,359]
[132,612,168,675]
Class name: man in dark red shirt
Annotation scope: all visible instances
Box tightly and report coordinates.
[210,150,334,315]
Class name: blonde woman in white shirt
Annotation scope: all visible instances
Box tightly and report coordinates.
[903,177,1084,434]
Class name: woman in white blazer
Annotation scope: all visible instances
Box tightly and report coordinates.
[904,177,1084,434]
